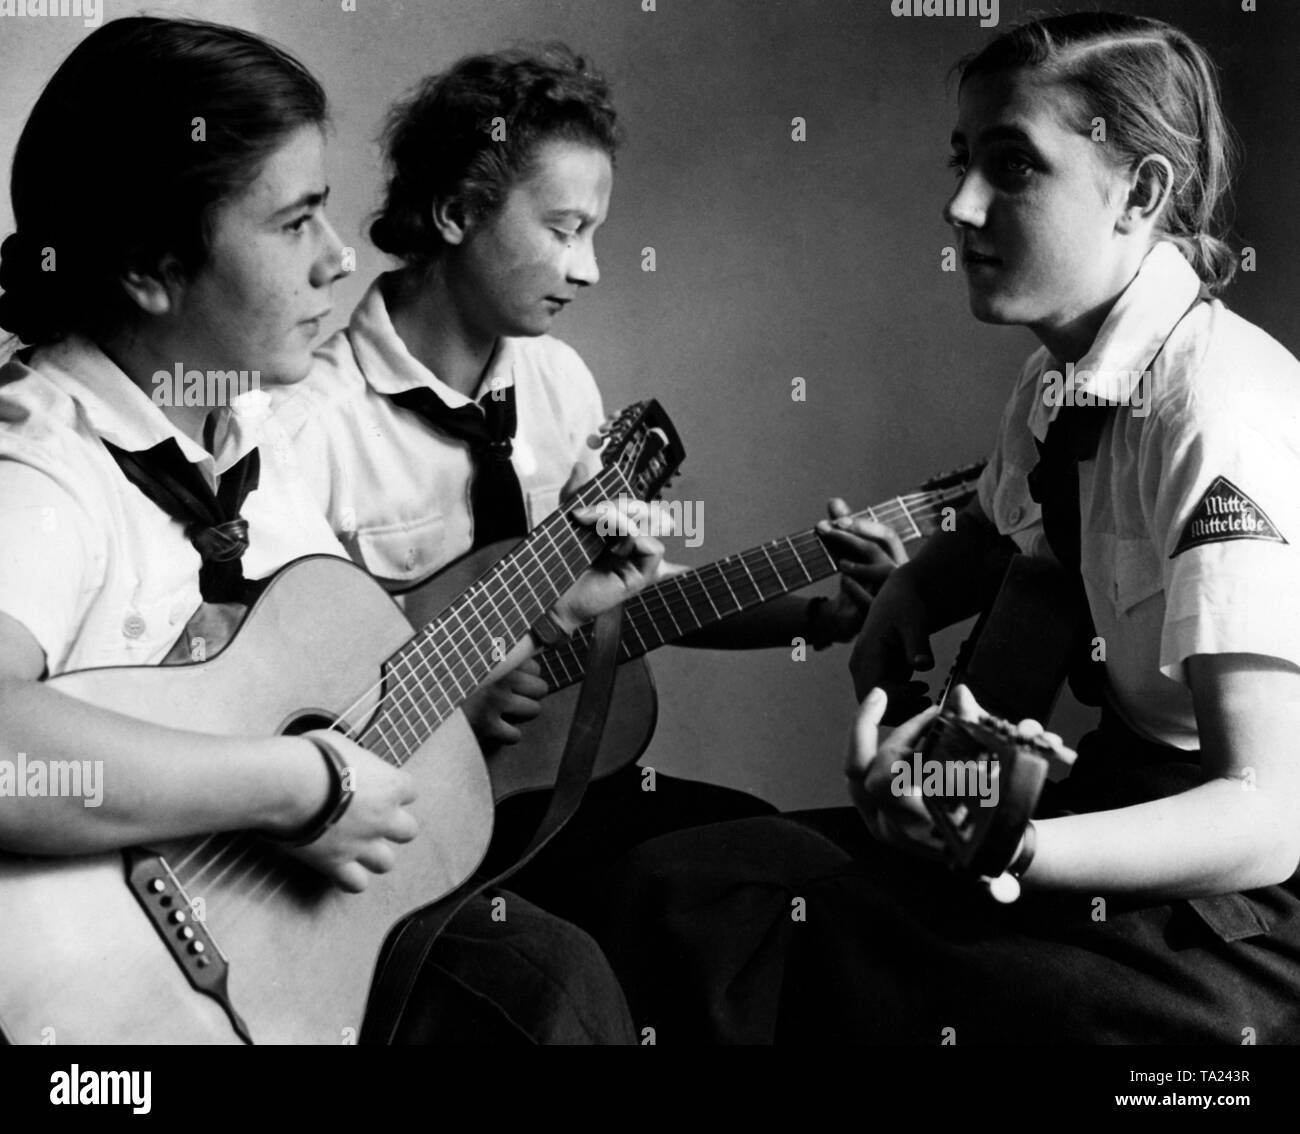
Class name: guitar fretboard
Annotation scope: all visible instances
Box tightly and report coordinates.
[537,479,976,692]
[358,460,642,765]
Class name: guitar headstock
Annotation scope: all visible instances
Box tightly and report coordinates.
[592,399,686,503]
[919,459,987,494]
[904,459,987,540]
[917,708,1051,878]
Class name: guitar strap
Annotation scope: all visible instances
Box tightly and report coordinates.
[359,603,626,1045]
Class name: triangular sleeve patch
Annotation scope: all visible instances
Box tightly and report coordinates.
[1170,475,1288,558]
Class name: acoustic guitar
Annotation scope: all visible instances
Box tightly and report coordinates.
[404,462,985,801]
[0,400,684,1045]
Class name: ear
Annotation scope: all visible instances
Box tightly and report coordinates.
[118,253,187,318]
[1116,154,1174,234]
[430,196,471,247]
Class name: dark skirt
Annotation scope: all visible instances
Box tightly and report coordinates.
[588,712,1300,1044]
[382,766,776,1044]
[386,888,637,1045]
[485,763,779,928]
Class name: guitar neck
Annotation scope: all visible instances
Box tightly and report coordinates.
[537,480,973,692]
[359,464,635,759]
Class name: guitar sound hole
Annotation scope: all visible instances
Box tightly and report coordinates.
[279,711,339,737]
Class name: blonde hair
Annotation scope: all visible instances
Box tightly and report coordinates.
[958,12,1239,293]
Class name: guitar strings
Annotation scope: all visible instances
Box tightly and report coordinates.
[341,424,656,756]
[179,429,656,922]
[537,502,943,685]
[192,487,612,908]
[628,485,976,635]
[544,481,978,686]
[175,503,607,915]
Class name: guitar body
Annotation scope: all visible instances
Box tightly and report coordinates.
[400,540,658,802]
[0,555,494,1044]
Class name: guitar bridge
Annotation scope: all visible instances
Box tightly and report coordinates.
[124,848,253,1044]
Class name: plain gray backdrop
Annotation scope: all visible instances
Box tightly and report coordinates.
[2,0,1296,810]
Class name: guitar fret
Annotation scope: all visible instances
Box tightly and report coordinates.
[736,555,765,602]
[783,536,814,585]
[543,522,586,606]
[559,638,583,683]
[715,565,744,614]
[399,646,440,740]
[465,601,499,673]
[438,607,475,696]
[399,657,436,748]
[675,574,715,624]
[716,561,760,612]
[478,576,512,654]
[703,567,737,618]
[757,544,785,594]
[653,585,684,639]
[387,699,421,765]
[382,656,420,761]
[896,496,923,541]
[691,576,731,622]
[535,526,561,600]
[399,696,435,764]
[427,684,459,728]
[549,645,575,688]
[618,633,638,662]
[504,547,543,617]
[433,633,470,702]
[625,615,651,655]
[501,574,529,628]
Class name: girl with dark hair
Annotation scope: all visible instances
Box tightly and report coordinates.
[0,17,666,1045]
[591,12,1300,1043]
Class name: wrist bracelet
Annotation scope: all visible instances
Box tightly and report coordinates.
[807,596,837,652]
[1007,820,1037,881]
[982,822,1037,905]
[278,734,355,847]
[530,608,572,651]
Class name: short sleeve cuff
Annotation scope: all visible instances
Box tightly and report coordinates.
[1159,555,1300,683]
